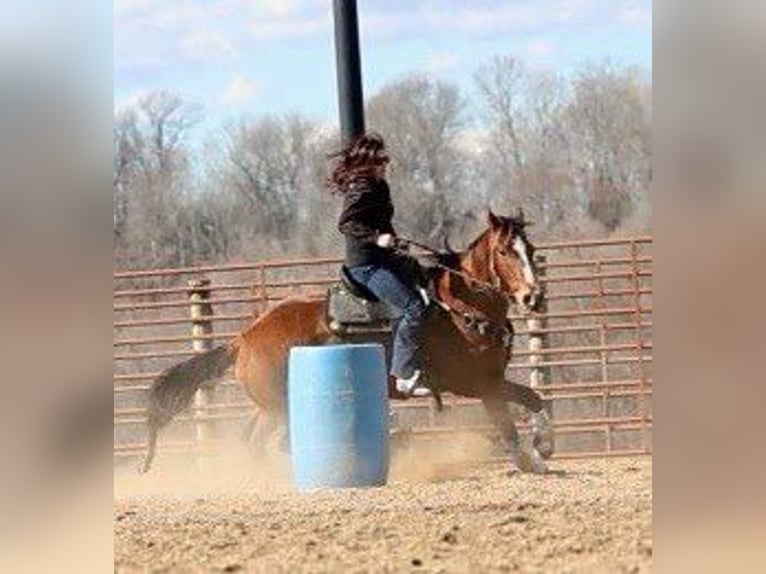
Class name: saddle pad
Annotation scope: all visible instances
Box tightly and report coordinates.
[326,283,401,325]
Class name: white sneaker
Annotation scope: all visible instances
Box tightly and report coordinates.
[395,369,431,398]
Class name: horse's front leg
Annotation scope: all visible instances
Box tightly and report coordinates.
[481,393,548,474]
[499,380,555,460]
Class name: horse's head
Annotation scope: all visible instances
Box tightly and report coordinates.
[484,208,541,313]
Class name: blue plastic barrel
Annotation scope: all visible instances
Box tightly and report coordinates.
[288,344,389,490]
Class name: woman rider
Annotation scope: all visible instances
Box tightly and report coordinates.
[327,133,430,398]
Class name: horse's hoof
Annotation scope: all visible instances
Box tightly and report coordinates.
[531,410,555,460]
[527,448,549,475]
[511,448,549,475]
[533,435,554,459]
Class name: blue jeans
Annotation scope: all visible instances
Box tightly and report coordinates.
[347,263,427,379]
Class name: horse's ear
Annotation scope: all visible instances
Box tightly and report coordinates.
[487,209,502,229]
[515,207,535,228]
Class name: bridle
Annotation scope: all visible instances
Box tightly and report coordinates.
[394,236,508,299]
[393,236,517,349]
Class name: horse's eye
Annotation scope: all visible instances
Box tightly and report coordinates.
[497,247,508,256]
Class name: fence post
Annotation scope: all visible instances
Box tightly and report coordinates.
[259,264,268,314]
[528,255,548,388]
[528,254,551,419]
[596,260,612,453]
[629,241,650,454]
[188,278,214,467]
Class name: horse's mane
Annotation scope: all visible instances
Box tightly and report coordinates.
[435,249,461,269]
[465,228,489,252]
[434,226,492,270]
[430,212,531,275]
[458,214,529,254]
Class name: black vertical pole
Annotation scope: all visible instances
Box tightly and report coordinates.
[332,0,365,145]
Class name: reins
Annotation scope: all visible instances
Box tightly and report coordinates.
[394,236,506,298]
[392,236,515,349]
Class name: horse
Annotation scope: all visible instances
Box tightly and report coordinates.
[139,209,554,474]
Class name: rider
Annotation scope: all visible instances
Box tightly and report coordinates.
[327,133,430,398]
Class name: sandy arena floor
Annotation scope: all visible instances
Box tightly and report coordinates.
[114,444,652,573]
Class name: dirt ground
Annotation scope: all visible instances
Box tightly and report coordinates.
[114,437,651,574]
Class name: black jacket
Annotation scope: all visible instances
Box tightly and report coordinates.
[338,176,396,267]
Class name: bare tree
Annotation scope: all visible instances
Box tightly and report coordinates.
[219,114,317,250]
[113,62,652,270]
[475,55,527,178]
[474,56,576,233]
[565,64,651,231]
[367,74,466,242]
[473,57,651,237]
[113,123,134,243]
[515,70,576,230]
[113,91,203,268]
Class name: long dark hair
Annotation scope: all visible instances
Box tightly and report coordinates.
[326,132,389,194]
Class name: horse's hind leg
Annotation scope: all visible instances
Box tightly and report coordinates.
[481,394,547,474]
[138,423,158,474]
[243,408,280,462]
[241,409,262,457]
[251,409,285,458]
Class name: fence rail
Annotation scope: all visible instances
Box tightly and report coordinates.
[114,236,652,465]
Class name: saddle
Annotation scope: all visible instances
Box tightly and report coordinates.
[326,267,401,335]
[326,254,436,335]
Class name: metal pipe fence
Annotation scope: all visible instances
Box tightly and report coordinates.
[114,235,652,465]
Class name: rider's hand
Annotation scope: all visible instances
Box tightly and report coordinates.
[376,233,395,248]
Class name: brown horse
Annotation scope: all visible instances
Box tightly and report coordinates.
[140,210,554,474]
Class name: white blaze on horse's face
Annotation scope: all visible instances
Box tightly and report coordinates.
[512,235,539,311]
[513,235,535,286]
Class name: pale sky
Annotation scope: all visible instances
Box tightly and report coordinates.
[115,0,652,127]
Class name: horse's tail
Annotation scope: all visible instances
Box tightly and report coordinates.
[139,342,238,474]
